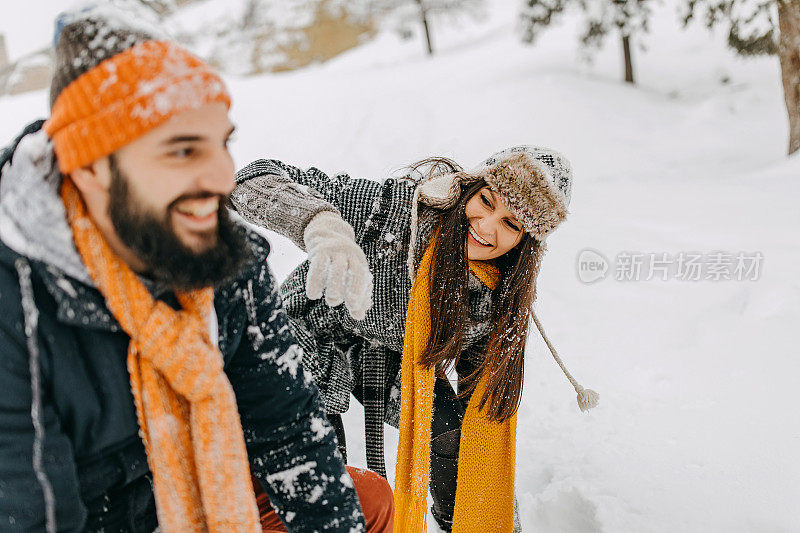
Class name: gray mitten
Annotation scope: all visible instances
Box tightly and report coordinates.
[303,211,373,320]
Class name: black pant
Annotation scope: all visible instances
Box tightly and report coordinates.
[429,378,468,531]
[328,378,466,532]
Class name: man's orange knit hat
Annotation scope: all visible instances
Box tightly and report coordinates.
[43,11,230,175]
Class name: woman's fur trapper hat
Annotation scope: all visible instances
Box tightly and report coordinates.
[416,145,573,240]
[408,146,599,413]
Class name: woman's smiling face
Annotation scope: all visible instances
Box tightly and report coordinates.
[464,185,524,260]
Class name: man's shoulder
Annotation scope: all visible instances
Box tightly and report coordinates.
[0,118,54,321]
[0,240,37,347]
[214,228,275,314]
[219,228,272,288]
[0,236,23,266]
[243,228,271,265]
[0,119,47,172]
[0,239,28,297]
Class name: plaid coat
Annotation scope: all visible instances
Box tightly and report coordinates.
[234,160,497,476]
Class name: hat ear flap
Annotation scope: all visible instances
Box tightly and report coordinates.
[529,237,546,304]
[417,172,463,209]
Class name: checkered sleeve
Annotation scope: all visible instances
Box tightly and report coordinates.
[233,159,386,248]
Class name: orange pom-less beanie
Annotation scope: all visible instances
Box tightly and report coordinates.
[43,13,230,175]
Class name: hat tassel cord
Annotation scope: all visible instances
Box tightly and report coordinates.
[531,310,599,412]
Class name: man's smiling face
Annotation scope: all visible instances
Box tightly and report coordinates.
[71,102,251,289]
[111,101,237,253]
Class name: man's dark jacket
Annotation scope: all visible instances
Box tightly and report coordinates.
[0,122,364,532]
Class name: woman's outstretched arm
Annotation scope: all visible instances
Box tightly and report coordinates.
[231,159,377,320]
[231,159,341,251]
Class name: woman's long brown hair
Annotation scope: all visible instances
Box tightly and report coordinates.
[409,158,543,422]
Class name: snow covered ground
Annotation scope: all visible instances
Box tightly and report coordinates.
[2,1,798,531]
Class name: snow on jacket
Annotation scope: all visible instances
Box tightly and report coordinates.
[0,122,365,532]
[232,159,496,475]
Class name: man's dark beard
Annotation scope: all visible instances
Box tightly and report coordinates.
[107,155,251,290]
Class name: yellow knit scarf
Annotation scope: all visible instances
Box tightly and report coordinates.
[61,179,260,532]
[394,234,517,532]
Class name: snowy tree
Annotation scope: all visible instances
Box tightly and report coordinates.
[230,0,319,72]
[173,0,345,74]
[519,0,656,84]
[412,0,486,55]
[131,0,177,16]
[341,0,485,55]
[107,0,177,18]
[0,34,7,69]
[681,0,800,155]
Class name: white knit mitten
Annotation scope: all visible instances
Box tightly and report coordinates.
[303,211,373,320]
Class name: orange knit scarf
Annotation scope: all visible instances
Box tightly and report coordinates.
[61,179,260,532]
[394,234,517,532]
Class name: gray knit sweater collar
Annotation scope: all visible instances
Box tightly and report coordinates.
[0,130,94,287]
